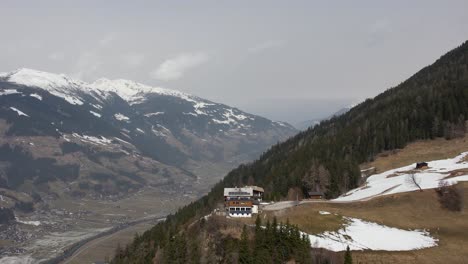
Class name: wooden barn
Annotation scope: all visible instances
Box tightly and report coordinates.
[308,191,324,199]
[416,162,428,169]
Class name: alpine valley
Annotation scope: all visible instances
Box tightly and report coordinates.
[0,68,296,262]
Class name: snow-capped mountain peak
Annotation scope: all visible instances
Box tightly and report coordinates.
[0,68,201,106]
[0,68,297,132]
[90,78,196,104]
[1,68,91,105]
[2,68,87,90]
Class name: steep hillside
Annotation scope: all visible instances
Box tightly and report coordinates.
[111,40,468,263]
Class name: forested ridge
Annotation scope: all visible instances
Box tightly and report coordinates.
[111,40,468,263]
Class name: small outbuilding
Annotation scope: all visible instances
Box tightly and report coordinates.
[416,162,428,169]
[308,191,324,199]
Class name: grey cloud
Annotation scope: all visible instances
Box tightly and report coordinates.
[248,40,285,53]
[150,52,209,81]
[122,52,145,68]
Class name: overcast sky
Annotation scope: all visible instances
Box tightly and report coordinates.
[1,1,468,125]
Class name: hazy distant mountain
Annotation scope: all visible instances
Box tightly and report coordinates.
[0,68,296,208]
[295,107,350,130]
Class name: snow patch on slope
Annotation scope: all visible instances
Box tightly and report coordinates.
[145,112,164,117]
[16,217,41,226]
[89,111,101,118]
[114,113,130,121]
[91,103,103,110]
[334,152,468,202]
[213,109,248,125]
[10,107,29,117]
[193,102,214,115]
[0,256,35,264]
[72,133,112,145]
[29,93,42,100]
[0,89,21,96]
[308,217,437,251]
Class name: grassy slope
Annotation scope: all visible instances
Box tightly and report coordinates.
[280,182,468,264]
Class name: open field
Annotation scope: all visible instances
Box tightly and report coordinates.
[362,134,468,173]
[273,182,468,263]
[263,207,344,235]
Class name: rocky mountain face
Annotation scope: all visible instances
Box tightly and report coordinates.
[0,68,296,209]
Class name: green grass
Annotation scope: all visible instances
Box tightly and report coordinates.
[263,208,344,235]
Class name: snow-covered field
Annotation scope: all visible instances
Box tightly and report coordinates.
[15,217,41,226]
[0,256,35,264]
[334,152,468,202]
[307,215,437,251]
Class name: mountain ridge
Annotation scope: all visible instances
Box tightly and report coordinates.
[0,68,296,209]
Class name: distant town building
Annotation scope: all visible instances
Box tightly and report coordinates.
[224,186,264,217]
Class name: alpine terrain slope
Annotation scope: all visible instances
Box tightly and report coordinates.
[0,68,296,261]
[110,41,468,263]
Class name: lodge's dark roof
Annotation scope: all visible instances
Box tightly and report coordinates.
[308,191,324,196]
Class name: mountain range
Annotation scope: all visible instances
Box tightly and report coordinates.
[0,68,296,209]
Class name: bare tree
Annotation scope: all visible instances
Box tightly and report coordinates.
[406,172,422,191]
[436,180,462,211]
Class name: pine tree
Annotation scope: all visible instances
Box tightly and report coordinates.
[255,215,262,233]
[344,245,353,264]
[239,225,251,264]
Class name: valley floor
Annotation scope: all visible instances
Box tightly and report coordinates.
[0,186,200,264]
